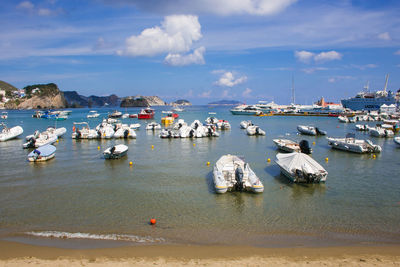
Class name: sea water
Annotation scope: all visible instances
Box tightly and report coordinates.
[0,106,399,247]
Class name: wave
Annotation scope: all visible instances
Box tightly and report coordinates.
[24,231,165,243]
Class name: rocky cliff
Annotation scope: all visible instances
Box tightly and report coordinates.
[171,99,192,106]
[63,91,120,107]
[120,96,167,107]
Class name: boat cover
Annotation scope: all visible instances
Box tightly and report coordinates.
[28,144,56,157]
[276,152,326,175]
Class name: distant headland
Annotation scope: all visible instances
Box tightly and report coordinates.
[208,100,243,106]
[0,81,192,109]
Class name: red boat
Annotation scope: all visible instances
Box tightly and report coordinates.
[138,108,155,119]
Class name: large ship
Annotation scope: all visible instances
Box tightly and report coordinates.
[341,75,396,111]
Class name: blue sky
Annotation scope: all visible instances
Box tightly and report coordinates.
[0,0,399,104]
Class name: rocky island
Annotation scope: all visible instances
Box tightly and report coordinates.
[120,96,167,107]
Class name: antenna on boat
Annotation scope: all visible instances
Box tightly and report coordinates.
[291,75,295,105]
[383,74,389,92]
[364,81,369,93]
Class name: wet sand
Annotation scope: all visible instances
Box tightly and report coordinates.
[0,240,399,266]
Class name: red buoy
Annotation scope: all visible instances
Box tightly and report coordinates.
[150,218,156,225]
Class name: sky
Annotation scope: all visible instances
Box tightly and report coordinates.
[0,0,399,104]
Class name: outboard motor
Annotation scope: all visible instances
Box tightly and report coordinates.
[255,127,260,135]
[207,127,212,137]
[76,130,82,139]
[123,129,129,138]
[26,137,35,148]
[189,129,194,138]
[110,146,116,155]
[299,140,312,154]
[235,165,244,191]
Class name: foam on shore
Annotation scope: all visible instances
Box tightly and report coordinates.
[25,231,165,243]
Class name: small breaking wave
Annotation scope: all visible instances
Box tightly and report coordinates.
[24,231,165,243]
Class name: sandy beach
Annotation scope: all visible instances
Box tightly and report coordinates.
[0,240,399,266]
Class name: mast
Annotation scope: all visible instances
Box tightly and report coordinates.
[364,81,369,93]
[291,75,295,105]
[383,74,389,92]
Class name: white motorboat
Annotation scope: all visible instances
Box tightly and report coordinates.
[273,139,313,154]
[246,125,265,136]
[87,110,100,118]
[172,106,184,112]
[27,144,56,162]
[159,129,180,139]
[1,112,8,119]
[216,120,231,130]
[355,124,369,131]
[394,137,400,146]
[46,126,67,138]
[205,117,218,124]
[129,123,141,130]
[114,125,136,139]
[121,113,129,119]
[0,123,23,142]
[109,110,122,118]
[146,122,162,130]
[23,132,58,148]
[173,119,187,130]
[338,116,349,123]
[297,125,326,136]
[213,154,264,194]
[275,152,328,183]
[369,127,393,138]
[103,144,128,159]
[230,105,262,115]
[240,120,253,129]
[327,133,381,153]
[72,122,99,139]
[190,120,203,129]
[205,125,220,137]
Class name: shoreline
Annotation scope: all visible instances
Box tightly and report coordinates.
[0,240,399,266]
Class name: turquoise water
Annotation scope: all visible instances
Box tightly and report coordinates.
[0,106,399,247]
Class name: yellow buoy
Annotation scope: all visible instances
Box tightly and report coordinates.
[372,154,376,159]
[97,146,100,150]
[206,161,210,166]
[267,158,271,163]
[56,139,59,143]
[193,143,196,147]
[151,145,154,149]
[312,141,315,145]
[325,157,329,161]
[129,161,133,166]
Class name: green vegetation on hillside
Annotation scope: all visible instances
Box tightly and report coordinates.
[0,80,18,92]
[24,83,60,97]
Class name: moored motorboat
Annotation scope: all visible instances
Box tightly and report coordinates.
[72,122,99,139]
[159,129,180,139]
[275,152,328,183]
[338,116,349,123]
[327,133,381,153]
[297,125,326,136]
[27,144,56,162]
[240,120,253,129]
[145,122,161,130]
[129,123,141,130]
[23,132,58,148]
[394,137,400,146]
[109,110,122,118]
[87,110,100,118]
[355,124,369,131]
[213,154,264,193]
[114,125,136,139]
[216,120,231,130]
[230,105,262,115]
[1,112,8,119]
[369,126,393,138]
[138,108,155,119]
[103,144,128,159]
[246,125,265,136]
[273,139,312,154]
[0,123,23,142]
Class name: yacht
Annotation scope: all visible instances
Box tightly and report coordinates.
[230,105,262,115]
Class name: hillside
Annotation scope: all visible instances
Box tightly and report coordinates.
[171,99,191,106]
[63,91,120,107]
[0,80,19,92]
[120,96,167,107]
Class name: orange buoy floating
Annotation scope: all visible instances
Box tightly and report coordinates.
[150,218,156,225]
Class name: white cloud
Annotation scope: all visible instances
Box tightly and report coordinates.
[38,8,52,16]
[294,50,314,63]
[301,67,328,74]
[328,76,354,83]
[349,63,377,70]
[199,90,212,98]
[295,50,342,63]
[377,32,391,41]
[164,46,205,66]
[314,51,342,62]
[214,71,247,87]
[103,0,297,16]
[242,88,252,97]
[17,1,34,10]
[118,15,202,57]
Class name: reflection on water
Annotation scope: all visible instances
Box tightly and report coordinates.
[0,107,399,246]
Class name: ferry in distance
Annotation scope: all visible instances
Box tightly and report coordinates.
[341,74,396,111]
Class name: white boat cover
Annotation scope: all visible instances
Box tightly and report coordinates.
[276,152,326,176]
